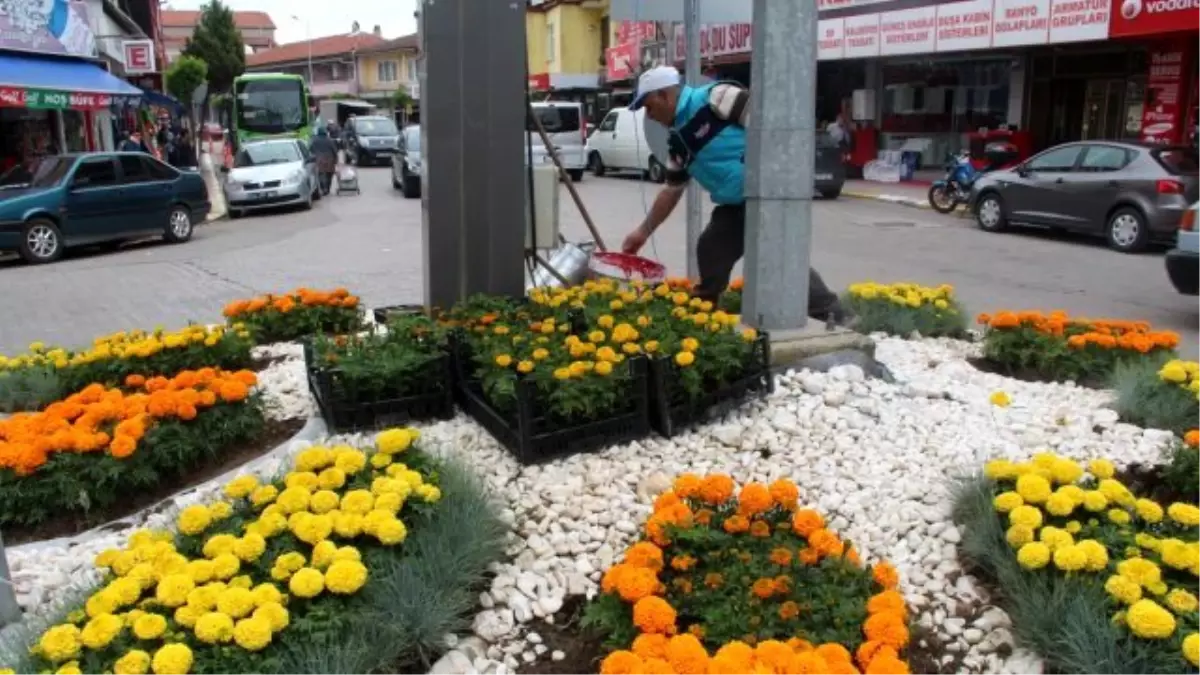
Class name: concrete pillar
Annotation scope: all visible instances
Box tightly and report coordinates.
[419,0,527,309]
[0,534,20,628]
[741,0,818,331]
[683,0,702,279]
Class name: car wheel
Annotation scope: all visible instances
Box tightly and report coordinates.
[647,157,666,183]
[19,218,64,264]
[1106,206,1149,253]
[228,208,243,219]
[589,151,606,177]
[391,168,402,190]
[822,186,842,199]
[567,169,584,182]
[302,187,314,210]
[975,192,1007,232]
[164,205,193,243]
[312,179,322,201]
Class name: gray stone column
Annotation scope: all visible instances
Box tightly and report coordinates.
[741,0,818,331]
[420,0,527,309]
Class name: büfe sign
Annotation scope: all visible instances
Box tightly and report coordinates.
[815,0,1117,58]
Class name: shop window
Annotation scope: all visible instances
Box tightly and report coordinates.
[73,158,118,188]
[881,59,1010,134]
[1027,145,1082,172]
[119,155,150,183]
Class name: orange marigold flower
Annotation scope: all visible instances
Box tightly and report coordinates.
[641,657,675,674]
[670,554,697,572]
[988,311,1020,329]
[791,509,825,537]
[778,601,801,620]
[601,563,629,594]
[703,573,723,589]
[632,633,671,660]
[788,651,830,675]
[686,624,705,639]
[737,482,773,516]
[862,612,909,650]
[815,644,853,665]
[600,650,645,675]
[749,520,771,538]
[865,650,910,675]
[866,590,907,618]
[633,596,677,635]
[786,638,814,652]
[769,547,793,566]
[711,642,754,674]
[698,474,735,505]
[809,528,845,557]
[1186,430,1199,448]
[673,473,702,499]
[855,641,888,670]
[109,435,137,459]
[750,578,776,599]
[871,562,900,590]
[665,634,709,675]
[218,379,250,403]
[768,479,799,509]
[694,508,714,527]
[672,577,693,594]
[124,374,146,388]
[723,515,750,534]
[654,490,681,513]
[798,548,821,565]
[826,658,862,675]
[753,640,792,672]
[616,566,660,603]
[975,313,991,325]
[625,542,665,571]
[845,546,863,567]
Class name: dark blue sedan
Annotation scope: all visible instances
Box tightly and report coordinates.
[0,152,210,264]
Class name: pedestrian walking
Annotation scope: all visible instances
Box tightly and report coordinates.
[619,66,852,325]
[172,129,198,168]
[118,131,145,153]
[309,126,338,195]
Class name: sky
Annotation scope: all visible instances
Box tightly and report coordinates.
[165,0,420,45]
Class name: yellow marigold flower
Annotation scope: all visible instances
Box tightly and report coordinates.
[1105,575,1143,605]
[1076,539,1109,571]
[1005,524,1035,548]
[1183,633,1199,667]
[1168,502,1200,527]
[177,505,212,536]
[317,467,346,490]
[989,391,1011,407]
[202,534,237,559]
[1053,544,1089,572]
[1049,458,1083,485]
[1159,360,1189,383]
[233,615,274,651]
[1015,474,1052,504]
[132,613,167,640]
[223,475,259,500]
[1087,459,1115,480]
[374,517,409,545]
[1117,558,1163,587]
[674,351,695,367]
[984,459,1018,480]
[215,587,255,619]
[1016,542,1051,570]
[1108,509,1131,525]
[1135,499,1164,524]
[993,491,1023,513]
[194,611,234,644]
[253,601,290,633]
[1082,490,1108,512]
[211,553,240,580]
[249,484,279,508]
[1009,504,1044,529]
[325,560,369,594]
[39,624,82,663]
[154,574,194,608]
[1167,589,1199,614]
[1127,599,1176,639]
[1045,492,1076,517]
[288,568,325,599]
[1039,526,1074,551]
[113,649,151,675]
[151,643,193,675]
[376,428,413,454]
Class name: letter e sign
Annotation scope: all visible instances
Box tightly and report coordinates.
[123,40,156,74]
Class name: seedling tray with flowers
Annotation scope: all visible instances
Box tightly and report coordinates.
[303,314,454,432]
[567,279,772,438]
[223,286,364,344]
[452,289,650,463]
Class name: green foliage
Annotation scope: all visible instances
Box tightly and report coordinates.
[842,292,968,338]
[165,55,209,105]
[311,315,449,403]
[391,86,413,111]
[1111,358,1199,436]
[182,0,246,94]
[1161,440,1200,500]
[0,366,63,412]
[0,398,265,529]
[229,298,364,345]
[952,476,1194,674]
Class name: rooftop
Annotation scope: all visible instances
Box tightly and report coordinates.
[246,32,387,66]
[160,9,276,30]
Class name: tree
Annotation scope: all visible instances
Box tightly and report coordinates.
[182,0,245,94]
[165,55,208,105]
[391,85,412,111]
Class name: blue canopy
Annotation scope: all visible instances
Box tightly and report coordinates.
[0,52,143,102]
[140,88,185,113]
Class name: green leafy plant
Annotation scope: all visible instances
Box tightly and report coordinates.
[1111,358,1200,436]
[165,55,209,106]
[182,0,246,94]
[222,288,364,344]
[1161,439,1199,502]
[841,281,968,338]
[311,315,449,404]
[0,366,63,413]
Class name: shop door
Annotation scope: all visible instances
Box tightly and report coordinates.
[1081,80,1125,141]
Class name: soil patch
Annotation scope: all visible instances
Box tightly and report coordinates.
[6,417,306,546]
[1117,463,1188,505]
[967,357,1108,390]
[519,595,606,675]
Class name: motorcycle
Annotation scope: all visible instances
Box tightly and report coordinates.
[927,151,977,214]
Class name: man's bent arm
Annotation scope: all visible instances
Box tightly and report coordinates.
[637,184,685,238]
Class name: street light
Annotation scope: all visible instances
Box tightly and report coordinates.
[290,15,313,88]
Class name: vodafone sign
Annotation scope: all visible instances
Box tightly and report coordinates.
[1109,0,1200,37]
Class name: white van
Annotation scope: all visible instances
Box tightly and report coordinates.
[587,107,666,182]
[528,101,587,182]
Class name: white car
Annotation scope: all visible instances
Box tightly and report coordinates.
[222,138,319,218]
[586,106,666,182]
[528,101,587,182]
[1166,201,1198,295]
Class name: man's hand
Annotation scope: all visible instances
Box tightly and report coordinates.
[622,225,649,255]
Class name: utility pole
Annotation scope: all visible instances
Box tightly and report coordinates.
[0,534,20,628]
[290,15,314,88]
[683,0,702,279]
[741,0,817,331]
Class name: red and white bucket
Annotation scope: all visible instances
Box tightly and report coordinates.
[588,252,666,285]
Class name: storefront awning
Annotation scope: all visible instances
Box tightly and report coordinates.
[0,53,143,111]
[140,88,185,113]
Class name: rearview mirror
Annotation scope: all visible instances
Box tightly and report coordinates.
[1015,165,1030,177]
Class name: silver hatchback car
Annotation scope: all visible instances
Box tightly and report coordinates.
[222,138,319,218]
[969,141,1198,253]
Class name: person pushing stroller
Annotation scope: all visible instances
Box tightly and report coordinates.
[309,126,338,196]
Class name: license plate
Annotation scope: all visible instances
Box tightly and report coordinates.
[254,191,276,200]
[815,173,833,180]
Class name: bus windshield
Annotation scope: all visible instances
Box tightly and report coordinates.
[236,78,306,135]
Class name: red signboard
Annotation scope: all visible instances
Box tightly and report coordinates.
[1140,42,1189,144]
[527,73,550,92]
[1109,0,1200,37]
[606,42,638,82]
[123,39,156,74]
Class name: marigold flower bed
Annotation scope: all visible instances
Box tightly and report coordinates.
[844,282,968,338]
[5,427,459,675]
[976,310,1180,384]
[0,369,266,530]
[954,452,1200,673]
[585,474,912,675]
[223,287,362,344]
[1112,359,1200,438]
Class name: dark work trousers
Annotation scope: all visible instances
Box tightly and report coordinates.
[695,203,842,321]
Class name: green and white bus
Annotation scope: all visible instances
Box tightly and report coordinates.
[228,73,314,150]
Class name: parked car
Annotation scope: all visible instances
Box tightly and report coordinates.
[0,152,207,264]
[1166,202,1199,295]
[969,141,1199,253]
[344,115,400,166]
[528,101,587,182]
[586,106,666,182]
[391,124,422,199]
[222,138,318,218]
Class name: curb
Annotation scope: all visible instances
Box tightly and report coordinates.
[842,189,931,210]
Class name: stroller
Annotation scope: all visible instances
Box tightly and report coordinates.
[335,165,360,196]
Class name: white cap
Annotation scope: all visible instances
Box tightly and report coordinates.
[629,66,681,111]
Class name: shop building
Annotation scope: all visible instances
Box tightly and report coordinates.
[0,0,144,174]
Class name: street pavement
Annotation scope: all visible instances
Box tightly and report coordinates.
[0,167,1195,358]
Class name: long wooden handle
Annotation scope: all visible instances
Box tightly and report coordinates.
[526,101,607,252]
